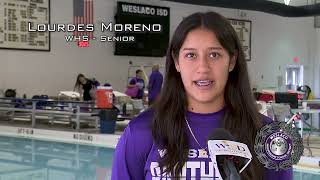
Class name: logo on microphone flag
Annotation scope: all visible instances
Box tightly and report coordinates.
[208,140,253,173]
[254,121,303,171]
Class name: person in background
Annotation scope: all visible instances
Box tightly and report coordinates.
[91,78,100,87]
[128,69,145,99]
[147,64,163,105]
[297,85,314,100]
[112,11,292,179]
[74,73,94,101]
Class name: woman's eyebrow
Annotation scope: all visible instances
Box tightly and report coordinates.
[181,47,223,51]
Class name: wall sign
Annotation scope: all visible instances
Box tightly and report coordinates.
[0,0,50,51]
[229,19,252,61]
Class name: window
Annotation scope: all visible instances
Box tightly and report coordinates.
[285,65,304,90]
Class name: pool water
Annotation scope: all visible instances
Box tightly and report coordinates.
[0,135,114,180]
[293,168,320,180]
[0,135,319,180]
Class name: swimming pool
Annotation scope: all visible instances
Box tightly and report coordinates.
[293,168,320,180]
[0,135,114,180]
[0,135,319,180]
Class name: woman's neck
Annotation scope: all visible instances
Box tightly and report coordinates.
[187,98,225,114]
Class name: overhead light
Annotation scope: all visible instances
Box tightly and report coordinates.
[284,0,291,5]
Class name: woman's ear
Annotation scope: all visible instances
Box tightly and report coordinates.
[175,61,181,72]
[229,52,237,72]
[173,52,181,72]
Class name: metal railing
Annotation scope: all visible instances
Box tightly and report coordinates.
[0,97,99,130]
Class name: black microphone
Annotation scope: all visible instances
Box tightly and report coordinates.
[207,128,252,180]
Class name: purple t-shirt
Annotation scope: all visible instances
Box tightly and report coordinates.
[111,108,293,180]
[148,71,163,101]
[129,77,145,99]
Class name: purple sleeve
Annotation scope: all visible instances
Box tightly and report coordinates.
[111,126,145,180]
[264,168,293,180]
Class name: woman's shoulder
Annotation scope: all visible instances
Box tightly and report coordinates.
[86,79,94,84]
[260,113,273,125]
[122,109,155,159]
[126,109,154,139]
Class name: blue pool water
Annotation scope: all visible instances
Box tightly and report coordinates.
[0,135,114,180]
[0,135,319,180]
[293,168,320,180]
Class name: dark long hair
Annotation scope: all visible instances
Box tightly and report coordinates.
[74,73,85,91]
[152,12,263,179]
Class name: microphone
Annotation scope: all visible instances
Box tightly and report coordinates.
[207,128,252,180]
[254,115,304,171]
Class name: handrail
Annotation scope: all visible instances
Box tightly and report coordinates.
[0,97,94,104]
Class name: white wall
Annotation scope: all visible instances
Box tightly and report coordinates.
[0,0,317,98]
[248,13,316,91]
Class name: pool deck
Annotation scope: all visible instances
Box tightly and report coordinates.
[0,124,120,148]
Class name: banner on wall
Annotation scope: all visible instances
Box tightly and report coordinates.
[0,0,50,51]
[229,19,252,61]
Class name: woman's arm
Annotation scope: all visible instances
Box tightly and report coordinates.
[111,126,145,180]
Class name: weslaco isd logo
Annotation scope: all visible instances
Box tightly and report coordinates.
[254,121,303,171]
[265,132,292,161]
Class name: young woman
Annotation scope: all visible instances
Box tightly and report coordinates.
[74,73,94,101]
[112,12,292,180]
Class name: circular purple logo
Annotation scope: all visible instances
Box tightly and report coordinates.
[265,132,292,162]
[255,121,303,170]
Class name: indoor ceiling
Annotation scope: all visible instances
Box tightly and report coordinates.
[163,0,320,17]
[268,0,317,7]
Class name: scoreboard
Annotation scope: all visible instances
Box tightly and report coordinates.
[0,0,50,51]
